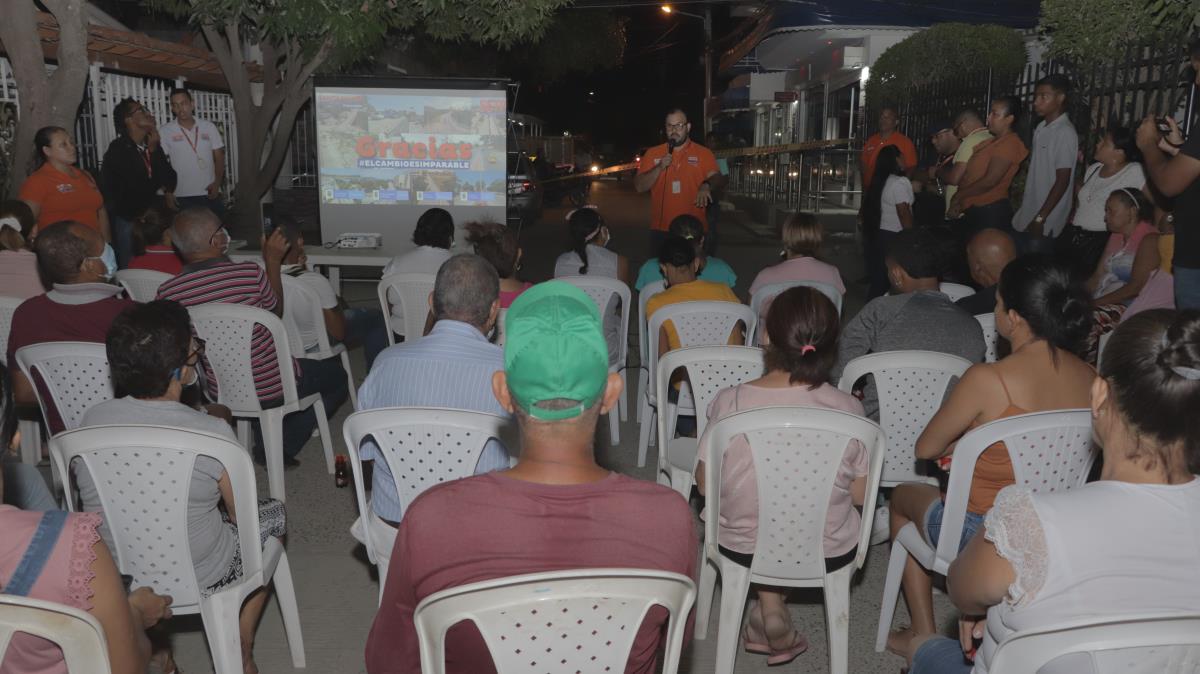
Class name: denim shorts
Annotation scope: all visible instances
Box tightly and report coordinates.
[923,499,985,552]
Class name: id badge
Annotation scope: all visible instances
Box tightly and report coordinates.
[671,180,681,194]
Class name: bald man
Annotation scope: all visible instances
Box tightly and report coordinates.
[957,227,1017,316]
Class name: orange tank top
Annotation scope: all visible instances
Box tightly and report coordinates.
[965,369,1026,514]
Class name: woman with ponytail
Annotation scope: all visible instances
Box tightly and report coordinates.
[695,286,867,666]
[553,205,630,284]
[885,254,1095,657]
[553,206,630,363]
[904,309,1200,674]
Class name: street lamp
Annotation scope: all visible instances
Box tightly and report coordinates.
[660,4,713,136]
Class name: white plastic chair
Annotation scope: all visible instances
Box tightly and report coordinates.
[694,406,886,674]
[187,303,335,501]
[115,269,172,303]
[50,424,305,674]
[279,274,357,408]
[557,275,633,444]
[875,409,1096,652]
[939,282,976,302]
[14,342,113,432]
[837,351,972,488]
[975,312,1000,363]
[377,272,436,345]
[638,300,755,467]
[0,296,43,466]
[988,612,1200,672]
[414,569,696,674]
[493,308,508,346]
[748,280,842,344]
[1097,329,1114,371]
[635,280,667,425]
[0,595,112,673]
[654,346,763,498]
[342,408,508,601]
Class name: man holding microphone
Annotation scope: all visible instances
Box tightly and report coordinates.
[636,108,723,254]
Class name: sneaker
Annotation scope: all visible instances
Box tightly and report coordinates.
[871,505,890,545]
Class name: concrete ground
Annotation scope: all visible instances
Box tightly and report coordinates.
[169,180,954,673]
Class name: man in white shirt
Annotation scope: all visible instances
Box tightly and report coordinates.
[279,222,388,370]
[161,88,226,217]
[1012,74,1078,255]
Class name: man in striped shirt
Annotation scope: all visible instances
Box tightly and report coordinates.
[352,254,510,568]
[157,207,347,464]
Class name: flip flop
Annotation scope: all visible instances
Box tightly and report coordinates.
[766,631,809,666]
[741,625,771,655]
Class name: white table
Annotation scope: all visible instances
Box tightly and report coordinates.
[230,244,392,291]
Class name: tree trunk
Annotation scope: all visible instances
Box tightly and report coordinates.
[200,20,331,238]
[0,1,90,198]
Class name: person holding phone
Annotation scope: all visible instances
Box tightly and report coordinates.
[635,108,724,256]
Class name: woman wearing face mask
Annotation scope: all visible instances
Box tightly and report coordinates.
[19,126,111,242]
[554,205,632,365]
[77,300,285,674]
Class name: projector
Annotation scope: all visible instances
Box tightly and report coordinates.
[335,233,383,249]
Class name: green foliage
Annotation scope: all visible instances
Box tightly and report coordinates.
[865,23,1027,106]
[145,0,574,63]
[521,10,626,80]
[1041,0,1189,64]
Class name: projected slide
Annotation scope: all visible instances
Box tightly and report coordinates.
[315,88,506,208]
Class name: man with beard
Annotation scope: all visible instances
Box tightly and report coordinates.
[635,108,722,254]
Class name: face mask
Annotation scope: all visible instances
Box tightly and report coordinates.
[86,244,117,279]
[172,365,199,387]
[280,263,304,275]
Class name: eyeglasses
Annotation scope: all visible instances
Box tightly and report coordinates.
[665,122,688,130]
[209,226,229,246]
[186,338,206,367]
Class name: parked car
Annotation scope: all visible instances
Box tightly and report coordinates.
[507,152,543,225]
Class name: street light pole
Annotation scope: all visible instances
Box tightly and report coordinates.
[662,4,712,136]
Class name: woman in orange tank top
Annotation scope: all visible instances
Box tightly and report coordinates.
[884,254,1096,658]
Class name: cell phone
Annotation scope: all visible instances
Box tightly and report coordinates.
[120,574,133,593]
[262,216,275,237]
[1157,117,1174,135]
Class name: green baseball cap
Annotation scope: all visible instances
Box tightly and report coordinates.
[504,281,609,421]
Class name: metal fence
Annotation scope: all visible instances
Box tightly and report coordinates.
[727,144,859,213]
[865,38,1196,167]
[0,57,239,197]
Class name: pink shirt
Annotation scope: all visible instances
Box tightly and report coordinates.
[0,507,103,674]
[497,281,532,309]
[128,245,183,275]
[0,249,45,300]
[366,472,697,674]
[748,257,846,319]
[699,382,868,556]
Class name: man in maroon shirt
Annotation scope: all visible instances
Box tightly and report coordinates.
[7,221,133,433]
[365,281,697,674]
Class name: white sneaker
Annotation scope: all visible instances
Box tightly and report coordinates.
[871,505,890,545]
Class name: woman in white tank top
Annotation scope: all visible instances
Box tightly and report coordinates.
[904,308,1200,674]
[553,206,631,364]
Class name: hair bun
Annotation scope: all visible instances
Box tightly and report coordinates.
[1158,314,1200,381]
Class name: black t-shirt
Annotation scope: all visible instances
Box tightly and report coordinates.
[956,285,997,316]
[1173,132,1200,269]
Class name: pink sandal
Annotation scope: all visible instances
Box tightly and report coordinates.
[765,631,809,666]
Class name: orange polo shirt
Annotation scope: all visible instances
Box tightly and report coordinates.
[861,132,917,190]
[18,163,104,231]
[637,140,719,231]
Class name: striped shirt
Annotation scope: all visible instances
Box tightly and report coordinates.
[157,257,297,402]
[356,319,511,522]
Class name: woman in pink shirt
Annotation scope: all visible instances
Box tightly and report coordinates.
[465,220,530,308]
[696,286,868,666]
[748,213,845,317]
[127,206,184,275]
